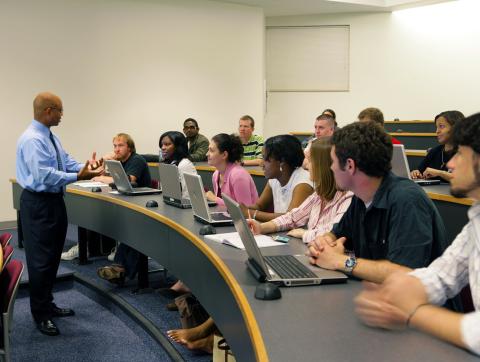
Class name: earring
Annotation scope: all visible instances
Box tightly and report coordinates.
[279,166,283,172]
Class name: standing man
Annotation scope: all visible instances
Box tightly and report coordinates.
[354,113,480,355]
[183,118,209,162]
[238,115,263,166]
[16,92,103,336]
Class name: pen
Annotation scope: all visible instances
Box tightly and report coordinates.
[247,209,254,233]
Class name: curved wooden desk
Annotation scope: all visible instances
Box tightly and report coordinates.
[10,181,477,361]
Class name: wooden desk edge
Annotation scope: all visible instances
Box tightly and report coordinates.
[426,191,474,206]
[148,163,265,177]
[389,132,436,137]
[10,180,268,362]
[385,120,433,123]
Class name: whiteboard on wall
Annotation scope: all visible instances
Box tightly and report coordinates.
[266,26,350,92]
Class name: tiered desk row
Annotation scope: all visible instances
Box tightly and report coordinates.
[9,121,476,360]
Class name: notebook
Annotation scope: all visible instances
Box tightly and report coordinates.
[205,232,286,249]
[105,160,161,196]
[183,172,233,226]
[391,144,441,186]
[222,194,347,287]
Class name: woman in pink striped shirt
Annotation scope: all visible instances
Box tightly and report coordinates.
[205,133,258,206]
[249,137,353,244]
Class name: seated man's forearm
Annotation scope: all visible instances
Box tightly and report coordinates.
[351,259,411,284]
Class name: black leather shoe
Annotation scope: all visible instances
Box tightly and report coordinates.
[37,319,60,336]
[52,305,75,317]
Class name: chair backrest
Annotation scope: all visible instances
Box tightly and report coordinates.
[0,233,12,248]
[1,259,24,357]
[2,245,13,267]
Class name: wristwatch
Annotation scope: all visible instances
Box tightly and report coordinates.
[344,256,357,275]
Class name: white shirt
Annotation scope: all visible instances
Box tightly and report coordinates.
[268,167,313,213]
[177,158,197,199]
[410,202,480,355]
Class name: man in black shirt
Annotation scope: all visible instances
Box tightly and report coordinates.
[307,122,447,283]
[93,133,150,187]
[95,133,152,284]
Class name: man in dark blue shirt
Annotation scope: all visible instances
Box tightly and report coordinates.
[307,122,447,283]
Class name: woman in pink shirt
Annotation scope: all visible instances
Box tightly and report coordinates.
[205,133,258,206]
[249,137,353,244]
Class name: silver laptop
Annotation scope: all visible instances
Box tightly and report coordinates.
[105,160,161,196]
[222,194,347,287]
[392,144,441,186]
[159,163,192,209]
[184,172,233,226]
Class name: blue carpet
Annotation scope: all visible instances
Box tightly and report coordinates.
[7,226,213,362]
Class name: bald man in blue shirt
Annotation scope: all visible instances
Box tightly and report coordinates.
[16,92,103,336]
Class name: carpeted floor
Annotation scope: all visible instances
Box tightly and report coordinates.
[6,225,213,362]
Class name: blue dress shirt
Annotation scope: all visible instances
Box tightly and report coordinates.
[16,120,83,193]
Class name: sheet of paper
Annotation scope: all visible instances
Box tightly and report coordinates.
[205,232,285,250]
[73,181,108,188]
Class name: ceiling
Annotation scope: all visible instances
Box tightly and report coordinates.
[213,0,454,17]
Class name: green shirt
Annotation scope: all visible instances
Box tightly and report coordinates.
[188,133,209,162]
[242,134,264,160]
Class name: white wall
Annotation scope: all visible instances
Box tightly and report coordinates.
[265,0,480,136]
[0,0,264,222]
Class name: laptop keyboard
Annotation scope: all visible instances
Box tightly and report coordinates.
[264,255,318,279]
[211,212,232,221]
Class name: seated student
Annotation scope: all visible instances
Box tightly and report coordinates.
[307,122,448,284]
[303,114,336,169]
[167,138,351,353]
[358,107,402,145]
[159,131,197,198]
[97,132,195,284]
[238,115,263,166]
[410,110,464,182]
[183,118,209,162]
[240,134,314,222]
[61,133,149,261]
[163,133,258,296]
[205,133,258,206]
[248,137,352,243]
[302,109,337,148]
[354,113,480,355]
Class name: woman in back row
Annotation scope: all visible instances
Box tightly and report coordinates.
[410,110,464,182]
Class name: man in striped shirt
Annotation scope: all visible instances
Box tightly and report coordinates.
[355,113,480,355]
[238,115,263,166]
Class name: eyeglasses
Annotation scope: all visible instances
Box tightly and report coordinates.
[183,125,197,130]
[45,106,63,113]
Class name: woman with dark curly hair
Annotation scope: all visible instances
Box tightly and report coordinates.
[205,133,258,205]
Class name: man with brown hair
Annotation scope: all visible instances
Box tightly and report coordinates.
[358,107,401,144]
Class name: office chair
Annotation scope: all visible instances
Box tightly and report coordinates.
[0,259,24,362]
[0,234,11,249]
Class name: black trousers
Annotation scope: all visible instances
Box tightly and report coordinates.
[20,189,67,322]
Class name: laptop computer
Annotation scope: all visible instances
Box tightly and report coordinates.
[222,194,347,287]
[105,160,162,196]
[183,172,233,226]
[391,144,441,186]
[159,163,193,209]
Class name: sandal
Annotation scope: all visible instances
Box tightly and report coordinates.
[97,265,125,285]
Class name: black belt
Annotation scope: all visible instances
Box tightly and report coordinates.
[24,189,64,197]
